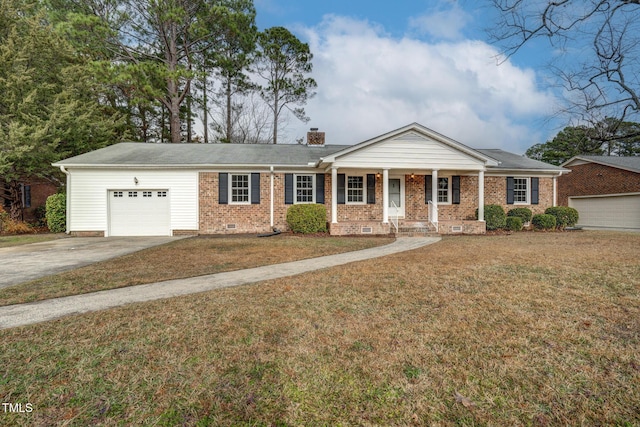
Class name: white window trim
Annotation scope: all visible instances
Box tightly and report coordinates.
[229,173,251,205]
[294,174,315,204]
[513,177,530,205]
[437,176,451,205]
[346,174,367,205]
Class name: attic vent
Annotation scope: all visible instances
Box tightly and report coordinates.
[226,224,237,230]
[307,128,325,146]
[361,226,373,234]
[450,225,463,233]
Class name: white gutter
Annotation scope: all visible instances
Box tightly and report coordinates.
[58,165,70,234]
[270,166,274,228]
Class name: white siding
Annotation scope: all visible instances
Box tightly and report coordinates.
[68,168,198,235]
[333,132,485,170]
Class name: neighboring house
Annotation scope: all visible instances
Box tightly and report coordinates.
[1,177,58,222]
[52,123,566,237]
[559,156,640,230]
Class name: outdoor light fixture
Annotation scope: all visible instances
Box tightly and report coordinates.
[134,177,139,184]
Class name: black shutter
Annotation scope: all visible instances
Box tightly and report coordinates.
[219,173,228,204]
[337,174,346,204]
[316,174,325,204]
[366,174,376,204]
[452,176,460,205]
[425,175,432,203]
[531,177,539,205]
[284,173,294,205]
[251,173,260,204]
[506,176,515,205]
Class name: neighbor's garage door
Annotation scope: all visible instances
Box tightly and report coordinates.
[569,194,640,229]
[109,190,170,236]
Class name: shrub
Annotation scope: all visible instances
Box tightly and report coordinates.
[0,206,32,234]
[532,213,556,230]
[46,193,66,233]
[507,207,532,224]
[545,206,579,229]
[505,216,523,231]
[476,204,506,230]
[286,204,327,234]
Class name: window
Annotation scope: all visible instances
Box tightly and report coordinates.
[295,174,314,203]
[113,191,123,198]
[143,191,152,197]
[157,191,167,197]
[347,176,364,203]
[437,177,450,203]
[513,178,528,204]
[128,191,138,198]
[230,174,250,204]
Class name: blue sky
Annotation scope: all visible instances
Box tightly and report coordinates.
[253,0,561,154]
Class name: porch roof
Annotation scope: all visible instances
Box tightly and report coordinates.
[317,123,499,171]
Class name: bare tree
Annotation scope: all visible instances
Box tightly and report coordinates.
[489,0,640,125]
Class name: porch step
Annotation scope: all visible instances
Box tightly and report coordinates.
[394,224,439,237]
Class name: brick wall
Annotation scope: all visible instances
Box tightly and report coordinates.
[198,172,556,235]
[484,176,553,216]
[557,163,640,206]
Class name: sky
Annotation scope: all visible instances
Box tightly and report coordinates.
[253,0,562,154]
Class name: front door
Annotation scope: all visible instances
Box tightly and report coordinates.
[389,178,404,217]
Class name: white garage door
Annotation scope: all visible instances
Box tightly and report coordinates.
[109,190,170,236]
[569,194,640,229]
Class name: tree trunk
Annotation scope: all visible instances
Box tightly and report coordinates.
[226,79,232,143]
[272,90,279,144]
[202,72,209,144]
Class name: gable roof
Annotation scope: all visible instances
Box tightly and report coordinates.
[562,155,640,174]
[321,122,499,166]
[53,142,350,168]
[478,149,568,173]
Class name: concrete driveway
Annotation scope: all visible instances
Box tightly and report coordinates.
[0,236,186,289]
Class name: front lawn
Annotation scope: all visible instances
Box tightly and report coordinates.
[0,235,394,306]
[0,234,61,248]
[1,231,638,426]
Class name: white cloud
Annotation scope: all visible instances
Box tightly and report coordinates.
[285,15,556,154]
[408,3,472,40]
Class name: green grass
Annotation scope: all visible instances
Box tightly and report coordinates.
[0,231,638,426]
[0,234,61,248]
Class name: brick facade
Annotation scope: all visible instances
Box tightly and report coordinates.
[484,176,553,216]
[557,163,640,206]
[198,172,550,235]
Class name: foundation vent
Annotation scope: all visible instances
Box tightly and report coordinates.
[361,226,373,234]
[450,225,463,233]
[226,224,237,230]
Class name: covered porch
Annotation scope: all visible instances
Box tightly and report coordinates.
[327,168,488,235]
[315,123,500,236]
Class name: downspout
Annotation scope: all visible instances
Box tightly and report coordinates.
[59,165,70,234]
[270,166,274,227]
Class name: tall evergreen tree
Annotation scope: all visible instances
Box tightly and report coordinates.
[0,0,122,219]
[255,26,316,144]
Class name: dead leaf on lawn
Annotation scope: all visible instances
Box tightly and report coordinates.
[455,391,476,409]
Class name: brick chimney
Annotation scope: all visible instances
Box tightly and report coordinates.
[307,128,325,146]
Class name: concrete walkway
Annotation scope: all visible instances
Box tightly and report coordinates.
[0,237,440,329]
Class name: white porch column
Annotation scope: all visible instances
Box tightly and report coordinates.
[382,169,389,223]
[431,169,438,224]
[331,167,338,223]
[478,170,485,222]
[553,175,558,207]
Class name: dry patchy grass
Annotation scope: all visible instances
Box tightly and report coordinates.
[1,231,638,426]
[0,234,393,306]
